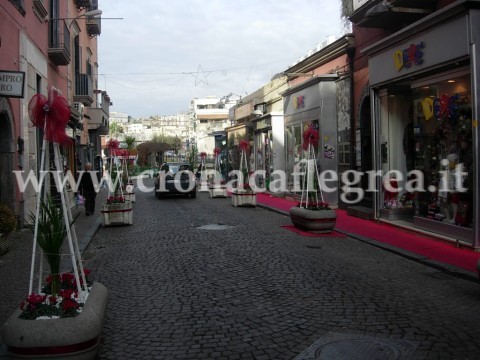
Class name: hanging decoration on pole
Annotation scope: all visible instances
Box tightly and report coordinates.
[29,89,72,145]
[101,139,133,226]
[213,147,221,175]
[231,139,256,206]
[302,126,320,151]
[208,147,227,198]
[106,139,123,198]
[238,140,250,187]
[289,124,336,233]
[27,87,87,300]
[300,125,323,207]
[198,151,208,191]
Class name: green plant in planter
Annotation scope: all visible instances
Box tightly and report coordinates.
[28,196,78,295]
[0,203,16,236]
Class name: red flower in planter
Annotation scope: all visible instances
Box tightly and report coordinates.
[107,196,126,204]
[59,288,77,300]
[61,298,80,312]
[48,295,58,306]
[297,201,331,210]
[18,270,92,320]
[26,293,46,305]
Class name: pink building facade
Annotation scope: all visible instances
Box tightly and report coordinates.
[0,0,109,226]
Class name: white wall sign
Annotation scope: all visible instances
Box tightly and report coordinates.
[0,70,25,98]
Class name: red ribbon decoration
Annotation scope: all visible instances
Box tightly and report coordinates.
[106,139,120,152]
[239,140,250,153]
[200,152,207,160]
[114,149,129,157]
[28,90,71,144]
[213,147,221,157]
[302,126,319,150]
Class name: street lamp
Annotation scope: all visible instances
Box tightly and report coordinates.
[49,9,103,21]
[83,9,102,17]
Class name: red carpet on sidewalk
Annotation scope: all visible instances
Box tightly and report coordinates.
[256,192,480,275]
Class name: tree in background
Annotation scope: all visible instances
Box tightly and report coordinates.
[109,122,124,138]
[188,144,198,173]
[124,136,136,153]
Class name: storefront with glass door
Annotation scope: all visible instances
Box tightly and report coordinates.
[283,75,339,205]
[366,5,479,248]
[253,117,272,189]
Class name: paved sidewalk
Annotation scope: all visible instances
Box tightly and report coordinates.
[255,192,480,282]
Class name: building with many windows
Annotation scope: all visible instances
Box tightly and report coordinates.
[0,0,110,226]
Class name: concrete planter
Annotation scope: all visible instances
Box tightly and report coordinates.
[208,186,227,198]
[124,192,136,203]
[231,189,257,207]
[101,202,133,226]
[124,184,135,203]
[1,282,108,359]
[289,206,337,233]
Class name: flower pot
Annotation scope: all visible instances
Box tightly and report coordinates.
[1,282,108,360]
[231,189,257,207]
[124,184,135,203]
[209,186,227,198]
[289,206,337,233]
[124,192,136,203]
[101,201,133,226]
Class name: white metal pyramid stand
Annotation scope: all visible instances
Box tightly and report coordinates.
[107,152,124,199]
[299,142,325,208]
[122,154,134,197]
[28,132,88,300]
[214,151,222,183]
[239,148,249,184]
[198,154,208,191]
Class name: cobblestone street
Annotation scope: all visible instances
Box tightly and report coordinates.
[78,182,480,359]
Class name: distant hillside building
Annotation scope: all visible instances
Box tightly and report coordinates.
[109,112,130,124]
[189,96,239,156]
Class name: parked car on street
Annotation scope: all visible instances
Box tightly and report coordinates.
[154,162,197,199]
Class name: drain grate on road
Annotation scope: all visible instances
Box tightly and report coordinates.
[294,332,418,360]
[197,223,234,230]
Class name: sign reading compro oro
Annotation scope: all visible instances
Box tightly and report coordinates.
[0,70,25,98]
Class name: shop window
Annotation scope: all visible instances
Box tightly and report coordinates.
[286,121,319,192]
[412,73,472,227]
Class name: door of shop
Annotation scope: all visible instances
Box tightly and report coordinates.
[254,129,272,190]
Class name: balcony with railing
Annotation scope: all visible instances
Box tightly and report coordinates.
[86,15,101,36]
[350,0,437,29]
[74,0,92,10]
[74,74,94,105]
[48,20,71,66]
[88,107,109,133]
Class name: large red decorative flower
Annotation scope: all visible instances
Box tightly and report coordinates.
[200,152,207,159]
[28,89,71,144]
[239,140,250,153]
[302,126,319,150]
[213,147,221,157]
[107,138,120,151]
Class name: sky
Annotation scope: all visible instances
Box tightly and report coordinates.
[98,1,347,119]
